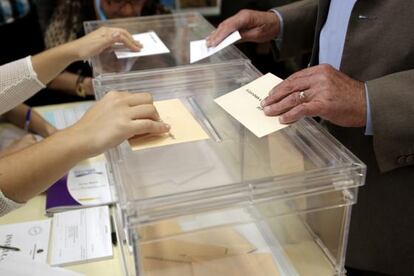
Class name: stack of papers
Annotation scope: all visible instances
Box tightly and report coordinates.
[0,255,82,276]
[50,206,113,266]
[0,219,51,263]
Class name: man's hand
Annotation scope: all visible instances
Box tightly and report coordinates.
[206,9,281,47]
[261,64,367,127]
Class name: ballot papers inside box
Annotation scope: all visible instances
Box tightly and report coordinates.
[84,12,246,76]
[93,61,366,276]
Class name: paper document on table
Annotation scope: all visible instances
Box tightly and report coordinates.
[215,73,287,138]
[129,99,210,151]
[0,219,51,264]
[45,159,114,214]
[0,255,83,276]
[190,31,241,63]
[40,102,93,129]
[0,124,42,150]
[115,31,170,59]
[50,206,112,266]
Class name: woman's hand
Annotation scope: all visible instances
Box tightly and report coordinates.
[3,104,57,137]
[32,27,142,90]
[65,91,170,158]
[67,27,142,61]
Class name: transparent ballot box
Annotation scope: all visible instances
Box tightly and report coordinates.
[93,61,366,276]
[84,12,246,77]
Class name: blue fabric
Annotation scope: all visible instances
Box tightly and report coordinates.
[365,85,373,135]
[95,0,108,20]
[15,0,30,16]
[319,0,373,135]
[0,1,13,23]
[160,0,174,8]
[319,0,357,69]
[0,0,30,25]
[270,9,284,50]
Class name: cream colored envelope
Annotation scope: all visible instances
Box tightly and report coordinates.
[129,99,210,151]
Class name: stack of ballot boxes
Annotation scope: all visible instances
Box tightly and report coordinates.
[87,13,366,276]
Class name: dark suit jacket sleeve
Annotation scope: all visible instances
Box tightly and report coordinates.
[367,70,414,172]
[273,0,318,60]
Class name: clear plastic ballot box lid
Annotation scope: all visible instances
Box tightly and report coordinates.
[93,60,366,226]
[84,12,247,77]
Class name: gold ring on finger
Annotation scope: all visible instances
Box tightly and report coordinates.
[299,91,307,102]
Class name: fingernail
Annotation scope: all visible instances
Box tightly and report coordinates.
[111,31,120,38]
[263,106,270,114]
[165,124,171,130]
[260,99,266,107]
[279,116,286,124]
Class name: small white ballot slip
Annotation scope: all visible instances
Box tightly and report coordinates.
[190,31,241,63]
[115,31,170,59]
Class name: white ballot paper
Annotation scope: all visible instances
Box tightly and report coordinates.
[50,206,112,266]
[0,219,51,264]
[115,31,170,59]
[190,31,241,63]
[215,73,288,138]
[0,255,83,276]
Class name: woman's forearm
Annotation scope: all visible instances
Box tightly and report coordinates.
[31,42,79,85]
[0,127,90,203]
[3,104,57,137]
[31,26,142,86]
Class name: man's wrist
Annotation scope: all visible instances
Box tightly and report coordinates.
[364,83,374,135]
[269,9,284,41]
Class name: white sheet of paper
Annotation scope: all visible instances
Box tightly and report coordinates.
[0,255,82,276]
[0,219,51,264]
[50,206,112,266]
[215,73,288,138]
[190,31,241,63]
[115,31,170,59]
[40,102,93,130]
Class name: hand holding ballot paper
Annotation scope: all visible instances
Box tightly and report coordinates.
[115,32,170,59]
[113,30,242,63]
[127,72,287,150]
[190,31,241,63]
[215,73,288,138]
[128,99,209,151]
